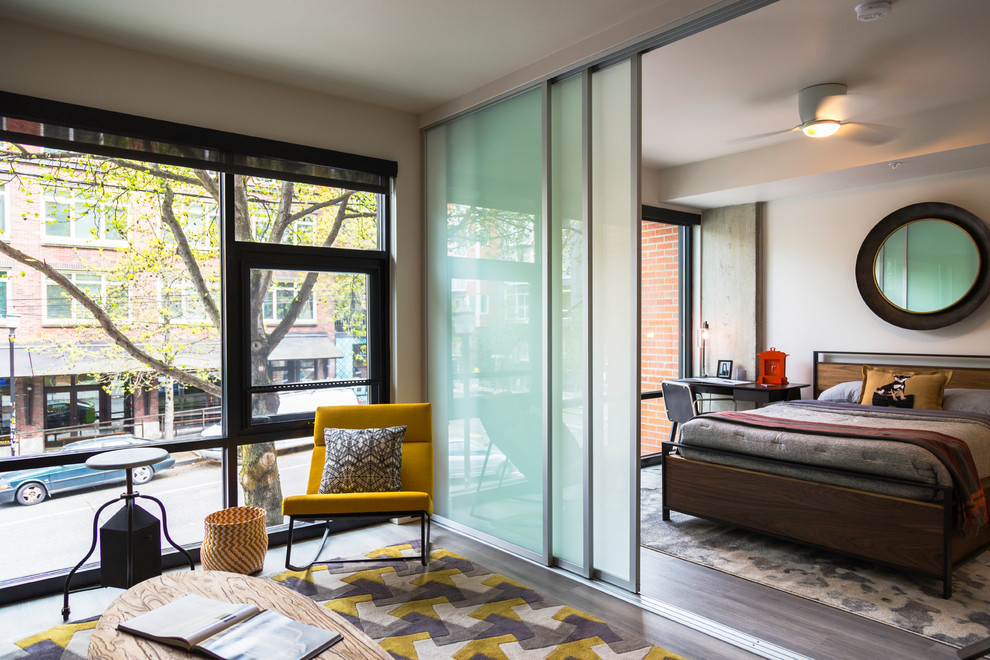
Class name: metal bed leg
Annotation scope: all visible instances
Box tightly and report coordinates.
[661,444,671,522]
[943,491,953,599]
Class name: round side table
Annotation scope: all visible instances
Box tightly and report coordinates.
[62,447,195,621]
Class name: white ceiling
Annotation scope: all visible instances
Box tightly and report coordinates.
[0,0,663,113]
[2,0,989,209]
[641,0,990,208]
[642,0,990,168]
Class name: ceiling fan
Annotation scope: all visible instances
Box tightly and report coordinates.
[737,83,896,145]
[797,82,849,138]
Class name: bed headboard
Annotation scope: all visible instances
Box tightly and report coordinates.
[813,351,990,398]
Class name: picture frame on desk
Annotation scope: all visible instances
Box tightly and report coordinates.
[716,360,732,379]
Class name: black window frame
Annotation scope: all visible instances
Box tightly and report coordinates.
[0,91,396,600]
[639,204,698,467]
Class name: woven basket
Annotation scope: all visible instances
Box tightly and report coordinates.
[201,506,268,574]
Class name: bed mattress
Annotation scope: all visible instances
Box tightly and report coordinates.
[676,400,990,501]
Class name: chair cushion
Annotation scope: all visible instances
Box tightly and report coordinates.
[319,426,405,494]
[282,490,433,516]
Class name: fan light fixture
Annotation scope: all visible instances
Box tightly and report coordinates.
[801,119,842,138]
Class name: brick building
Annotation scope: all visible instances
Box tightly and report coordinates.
[0,141,356,456]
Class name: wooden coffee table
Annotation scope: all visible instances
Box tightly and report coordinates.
[89,570,388,659]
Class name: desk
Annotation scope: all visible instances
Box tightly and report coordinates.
[89,570,389,659]
[642,379,810,405]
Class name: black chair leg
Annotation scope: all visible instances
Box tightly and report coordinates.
[420,514,431,566]
[285,518,333,571]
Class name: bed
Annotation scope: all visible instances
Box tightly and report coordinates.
[660,351,990,598]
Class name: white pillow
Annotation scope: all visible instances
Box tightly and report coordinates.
[942,389,990,416]
[817,380,862,403]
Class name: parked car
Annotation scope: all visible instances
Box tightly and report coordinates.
[195,389,361,462]
[0,435,175,506]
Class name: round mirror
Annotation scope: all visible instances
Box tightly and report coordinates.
[874,219,979,313]
[856,202,990,330]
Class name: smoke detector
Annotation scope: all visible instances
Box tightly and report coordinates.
[855,1,892,22]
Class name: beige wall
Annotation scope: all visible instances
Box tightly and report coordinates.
[0,20,424,402]
[764,167,990,390]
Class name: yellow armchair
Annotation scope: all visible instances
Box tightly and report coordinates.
[281,403,433,570]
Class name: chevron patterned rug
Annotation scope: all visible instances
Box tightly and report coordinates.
[2,541,683,660]
[270,540,683,659]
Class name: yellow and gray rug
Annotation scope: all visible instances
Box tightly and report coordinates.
[3,542,683,660]
[270,541,682,659]
[1,617,98,659]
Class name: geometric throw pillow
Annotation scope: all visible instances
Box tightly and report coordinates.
[319,426,405,494]
[858,366,952,410]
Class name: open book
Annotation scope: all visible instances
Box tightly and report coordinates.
[117,594,343,660]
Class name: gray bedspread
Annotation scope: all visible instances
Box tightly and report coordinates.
[676,400,990,501]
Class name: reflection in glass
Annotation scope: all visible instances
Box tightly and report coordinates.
[875,219,979,313]
[427,87,544,554]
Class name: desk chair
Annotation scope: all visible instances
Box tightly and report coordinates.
[661,380,704,443]
[281,403,433,570]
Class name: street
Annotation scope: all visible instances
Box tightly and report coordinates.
[0,450,312,583]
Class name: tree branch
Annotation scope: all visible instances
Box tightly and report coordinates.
[0,240,221,396]
[264,199,351,350]
[160,185,222,329]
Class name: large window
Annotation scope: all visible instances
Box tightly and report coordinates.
[0,92,395,595]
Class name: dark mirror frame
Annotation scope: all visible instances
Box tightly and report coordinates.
[855,202,990,330]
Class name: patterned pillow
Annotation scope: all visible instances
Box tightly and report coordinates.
[858,367,952,410]
[319,426,405,494]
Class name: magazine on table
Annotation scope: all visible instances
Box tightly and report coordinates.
[117,593,343,660]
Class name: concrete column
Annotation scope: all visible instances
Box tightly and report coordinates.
[699,202,764,385]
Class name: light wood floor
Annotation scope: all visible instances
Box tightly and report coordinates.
[0,521,964,659]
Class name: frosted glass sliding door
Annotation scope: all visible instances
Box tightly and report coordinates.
[424,89,545,556]
[425,58,640,588]
[591,59,640,589]
[550,74,588,571]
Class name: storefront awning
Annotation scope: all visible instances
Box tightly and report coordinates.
[0,332,342,378]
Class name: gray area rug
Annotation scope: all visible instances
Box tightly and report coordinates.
[641,465,990,648]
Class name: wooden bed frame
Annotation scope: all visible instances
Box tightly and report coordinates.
[660,351,990,598]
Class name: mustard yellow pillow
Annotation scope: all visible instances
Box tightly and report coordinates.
[859,367,952,410]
